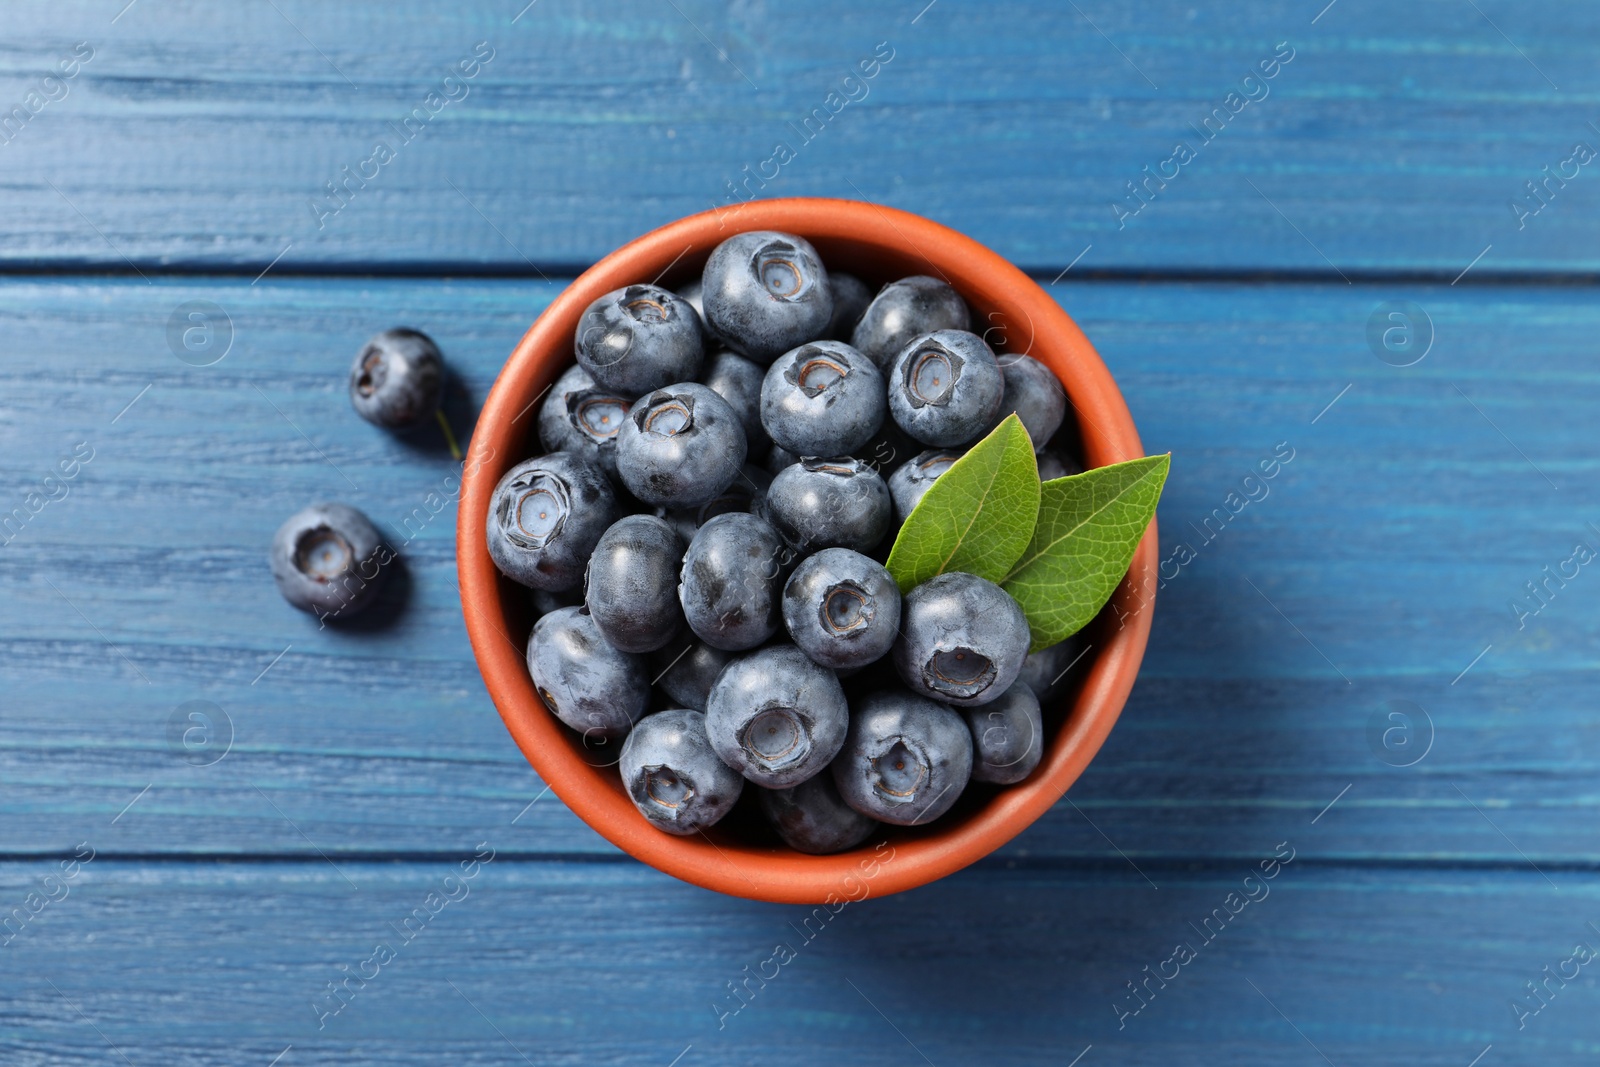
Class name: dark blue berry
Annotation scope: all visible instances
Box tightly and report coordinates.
[1017,635,1087,706]
[615,383,748,508]
[349,328,445,431]
[850,276,970,371]
[678,512,789,651]
[706,645,848,788]
[887,448,964,523]
[538,364,631,478]
[760,769,879,854]
[702,231,832,364]
[701,349,771,454]
[832,690,972,826]
[991,354,1066,450]
[888,329,1005,448]
[782,548,901,670]
[763,457,891,554]
[760,341,885,458]
[583,515,686,654]
[651,635,733,712]
[1037,449,1084,482]
[962,680,1043,784]
[620,708,743,835]
[826,271,873,341]
[575,284,705,397]
[487,453,619,592]
[664,464,770,545]
[270,503,390,619]
[765,443,799,476]
[893,572,1031,707]
[526,606,650,742]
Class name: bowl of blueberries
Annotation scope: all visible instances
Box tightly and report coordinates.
[459,197,1158,903]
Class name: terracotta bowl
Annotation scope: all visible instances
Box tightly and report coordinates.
[458,197,1157,904]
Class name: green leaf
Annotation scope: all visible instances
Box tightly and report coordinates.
[1002,454,1170,652]
[885,414,1041,594]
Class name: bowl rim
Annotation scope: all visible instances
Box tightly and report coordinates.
[457,196,1157,904]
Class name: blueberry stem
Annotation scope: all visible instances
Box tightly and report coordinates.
[435,408,462,461]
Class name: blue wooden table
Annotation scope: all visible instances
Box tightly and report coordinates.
[5,1,1598,1063]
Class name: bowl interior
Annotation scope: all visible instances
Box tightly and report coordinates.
[458,197,1157,904]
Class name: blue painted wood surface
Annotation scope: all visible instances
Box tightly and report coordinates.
[4,0,1599,1062]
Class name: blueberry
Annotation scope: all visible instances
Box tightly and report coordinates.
[575,284,705,397]
[702,231,832,364]
[537,364,631,478]
[887,448,965,523]
[270,502,390,620]
[850,276,970,371]
[706,645,848,788]
[700,349,771,454]
[526,606,650,742]
[888,329,1005,448]
[826,271,873,341]
[664,464,770,544]
[832,690,972,826]
[765,443,799,476]
[991,354,1066,450]
[531,586,582,619]
[760,341,885,458]
[678,512,789,651]
[675,278,709,329]
[650,635,733,711]
[615,383,748,508]
[760,772,879,854]
[1036,449,1084,482]
[782,548,901,670]
[619,708,744,835]
[348,328,445,430]
[852,417,917,478]
[763,457,891,554]
[1016,634,1087,706]
[583,515,686,654]
[962,680,1043,784]
[487,452,619,592]
[893,572,1031,707]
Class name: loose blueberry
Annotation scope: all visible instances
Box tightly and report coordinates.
[826,271,874,341]
[887,448,965,523]
[270,502,390,620]
[583,515,686,654]
[664,465,770,544]
[706,645,849,788]
[1016,634,1087,706]
[619,708,744,835]
[760,770,879,855]
[348,328,446,431]
[701,349,771,454]
[675,278,709,331]
[526,606,650,742]
[702,231,832,364]
[678,512,789,651]
[852,417,917,478]
[991,354,1066,450]
[888,329,1005,447]
[765,443,799,477]
[760,340,886,458]
[893,572,1031,707]
[1036,449,1084,482]
[486,452,619,592]
[531,587,582,619]
[615,382,748,508]
[763,457,891,554]
[650,635,733,711]
[832,690,973,826]
[962,680,1043,784]
[850,276,971,371]
[782,548,901,670]
[537,364,631,478]
[575,284,705,397]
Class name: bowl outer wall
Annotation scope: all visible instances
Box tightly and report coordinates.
[458,197,1157,904]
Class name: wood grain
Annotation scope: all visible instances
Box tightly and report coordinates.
[1,1,1597,272]
[3,276,1595,866]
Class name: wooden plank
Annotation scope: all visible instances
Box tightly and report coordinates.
[2,276,1597,862]
[2,1,1598,272]
[3,859,1596,1063]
